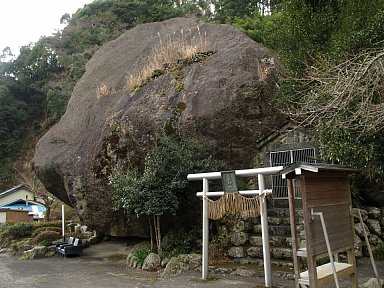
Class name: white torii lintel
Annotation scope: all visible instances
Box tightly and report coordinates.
[187,166,284,288]
[187,166,283,181]
[195,189,272,197]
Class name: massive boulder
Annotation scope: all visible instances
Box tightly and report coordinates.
[32,17,285,235]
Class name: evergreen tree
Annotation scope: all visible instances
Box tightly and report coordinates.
[110,134,225,252]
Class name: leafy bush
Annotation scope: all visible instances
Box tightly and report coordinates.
[0,222,63,246]
[10,238,32,252]
[38,239,55,247]
[209,234,231,261]
[162,228,201,256]
[6,223,34,239]
[0,224,12,248]
[0,223,11,237]
[132,247,151,268]
[373,244,384,260]
[32,221,62,229]
[33,231,61,246]
[31,227,62,238]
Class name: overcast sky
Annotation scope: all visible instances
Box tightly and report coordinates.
[0,0,94,56]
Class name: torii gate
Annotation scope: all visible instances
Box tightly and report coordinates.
[187,166,283,288]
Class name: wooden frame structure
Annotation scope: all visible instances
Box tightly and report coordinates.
[188,166,284,287]
[281,163,358,288]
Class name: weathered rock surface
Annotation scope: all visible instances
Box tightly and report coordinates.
[230,232,249,246]
[271,247,292,260]
[353,208,369,222]
[232,220,253,233]
[249,235,262,246]
[367,219,382,235]
[367,207,382,219]
[246,246,263,258]
[142,253,161,271]
[354,234,363,258]
[33,17,285,235]
[355,222,370,238]
[361,278,384,288]
[23,246,48,260]
[232,268,257,277]
[228,246,245,258]
[161,254,201,277]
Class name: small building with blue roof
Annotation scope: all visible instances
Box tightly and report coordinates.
[0,185,46,223]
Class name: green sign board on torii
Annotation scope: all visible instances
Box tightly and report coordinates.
[221,171,238,193]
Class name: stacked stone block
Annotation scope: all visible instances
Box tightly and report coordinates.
[353,207,384,258]
[218,206,384,265]
[217,208,302,267]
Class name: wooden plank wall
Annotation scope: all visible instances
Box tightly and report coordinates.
[302,172,353,257]
[6,210,34,224]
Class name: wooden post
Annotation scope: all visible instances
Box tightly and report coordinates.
[259,174,272,287]
[202,178,209,280]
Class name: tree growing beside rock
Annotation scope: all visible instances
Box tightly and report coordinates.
[110,133,225,252]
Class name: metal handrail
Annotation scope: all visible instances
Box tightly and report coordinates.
[311,209,340,288]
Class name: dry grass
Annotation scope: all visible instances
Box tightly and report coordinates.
[96,83,113,99]
[127,27,210,90]
[258,57,275,82]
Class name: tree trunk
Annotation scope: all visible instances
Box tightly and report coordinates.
[45,207,51,221]
[148,215,154,252]
[153,215,162,254]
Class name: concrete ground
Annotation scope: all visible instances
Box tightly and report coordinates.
[0,241,382,288]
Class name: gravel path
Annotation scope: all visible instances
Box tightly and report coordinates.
[0,241,382,288]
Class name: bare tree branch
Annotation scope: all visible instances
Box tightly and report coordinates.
[288,48,384,137]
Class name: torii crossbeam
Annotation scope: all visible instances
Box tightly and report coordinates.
[187,166,283,288]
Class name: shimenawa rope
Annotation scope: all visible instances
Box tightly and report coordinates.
[207,193,261,220]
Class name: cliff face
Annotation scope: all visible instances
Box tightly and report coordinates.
[32,17,285,235]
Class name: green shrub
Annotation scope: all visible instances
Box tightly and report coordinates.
[7,223,34,239]
[373,244,384,260]
[33,231,61,246]
[32,221,62,229]
[0,223,11,237]
[38,239,54,247]
[132,247,150,268]
[10,238,32,252]
[31,227,62,238]
[209,234,231,260]
[162,227,201,257]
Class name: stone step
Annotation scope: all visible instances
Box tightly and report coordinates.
[232,245,293,261]
[267,207,302,216]
[254,224,292,236]
[249,235,292,248]
[234,257,294,269]
[267,208,291,218]
[253,216,298,226]
[268,216,291,226]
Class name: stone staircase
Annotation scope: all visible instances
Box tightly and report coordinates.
[225,207,303,268]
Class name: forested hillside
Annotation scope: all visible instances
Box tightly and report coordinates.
[1,0,383,203]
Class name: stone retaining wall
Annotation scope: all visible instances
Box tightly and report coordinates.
[216,206,383,265]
